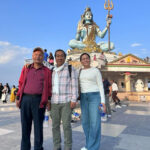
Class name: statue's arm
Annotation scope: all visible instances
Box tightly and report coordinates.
[76,30,81,41]
[96,26,108,38]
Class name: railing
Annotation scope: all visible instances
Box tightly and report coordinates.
[24,59,54,70]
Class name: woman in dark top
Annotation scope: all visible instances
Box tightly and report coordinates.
[48,52,54,65]
[6,83,10,94]
[0,83,4,99]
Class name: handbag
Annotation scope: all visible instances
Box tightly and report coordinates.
[77,69,82,100]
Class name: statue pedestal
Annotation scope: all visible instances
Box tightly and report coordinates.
[67,43,102,55]
[67,49,107,69]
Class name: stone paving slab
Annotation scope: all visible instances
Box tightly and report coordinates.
[125,110,150,115]
[0,128,14,135]
[116,134,150,150]
[73,123,127,137]
[101,123,127,137]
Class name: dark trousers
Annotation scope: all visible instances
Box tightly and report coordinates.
[112,91,120,105]
[0,92,2,99]
[20,94,45,150]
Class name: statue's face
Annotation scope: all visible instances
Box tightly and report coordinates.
[84,11,92,21]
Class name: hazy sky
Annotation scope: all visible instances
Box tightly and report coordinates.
[0,0,150,85]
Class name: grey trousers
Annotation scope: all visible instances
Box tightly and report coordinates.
[105,94,112,115]
[50,102,72,150]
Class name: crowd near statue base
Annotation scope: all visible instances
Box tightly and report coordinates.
[66,47,119,70]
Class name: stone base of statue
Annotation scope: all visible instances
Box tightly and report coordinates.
[68,41,103,54]
[66,44,108,69]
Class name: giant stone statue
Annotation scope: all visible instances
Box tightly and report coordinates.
[69,7,114,52]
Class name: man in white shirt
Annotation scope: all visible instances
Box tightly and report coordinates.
[110,80,121,108]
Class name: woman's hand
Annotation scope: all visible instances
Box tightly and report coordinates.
[101,103,106,113]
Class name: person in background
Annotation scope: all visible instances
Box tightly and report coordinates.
[79,53,106,150]
[6,83,10,94]
[99,52,106,61]
[50,49,78,150]
[48,52,54,65]
[110,80,121,108]
[103,78,112,118]
[0,83,4,100]
[14,86,18,96]
[1,85,8,103]
[16,47,52,150]
[98,52,107,68]
[107,84,116,112]
[44,49,48,61]
[93,54,96,61]
[10,85,16,102]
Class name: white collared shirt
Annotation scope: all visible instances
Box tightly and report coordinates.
[112,83,118,91]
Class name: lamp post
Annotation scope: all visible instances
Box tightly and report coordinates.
[104,0,114,52]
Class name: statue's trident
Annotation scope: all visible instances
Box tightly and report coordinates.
[104,0,114,52]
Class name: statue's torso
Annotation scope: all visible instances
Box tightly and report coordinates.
[80,24,97,42]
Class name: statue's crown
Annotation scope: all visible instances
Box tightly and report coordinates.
[85,7,91,12]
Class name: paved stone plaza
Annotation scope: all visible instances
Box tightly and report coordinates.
[0,100,150,150]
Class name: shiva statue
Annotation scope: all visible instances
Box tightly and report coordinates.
[69,7,114,52]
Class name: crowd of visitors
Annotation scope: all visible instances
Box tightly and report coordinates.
[0,83,18,103]
[0,83,10,103]
[43,49,54,65]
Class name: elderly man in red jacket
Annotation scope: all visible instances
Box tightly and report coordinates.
[16,47,52,150]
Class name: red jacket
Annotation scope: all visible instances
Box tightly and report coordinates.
[17,64,52,108]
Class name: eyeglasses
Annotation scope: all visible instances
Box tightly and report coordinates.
[56,55,65,58]
[81,58,90,61]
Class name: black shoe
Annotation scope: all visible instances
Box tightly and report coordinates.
[71,120,76,123]
[111,109,116,112]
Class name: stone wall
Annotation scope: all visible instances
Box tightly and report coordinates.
[118,92,150,102]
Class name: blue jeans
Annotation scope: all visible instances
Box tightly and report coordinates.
[80,92,101,150]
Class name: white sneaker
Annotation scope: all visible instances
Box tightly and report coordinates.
[101,116,107,121]
[116,105,122,108]
[81,147,87,150]
[108,114,112,118]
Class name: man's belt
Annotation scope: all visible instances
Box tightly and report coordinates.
[23,93,42,97]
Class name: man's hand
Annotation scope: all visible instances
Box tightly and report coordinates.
[70,102,76,109]
[16,100,20,108]
[46,101,51,111]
